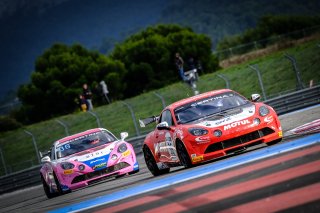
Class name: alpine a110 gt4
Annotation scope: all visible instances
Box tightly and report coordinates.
[140,89,282,176]
[40,128,139,198]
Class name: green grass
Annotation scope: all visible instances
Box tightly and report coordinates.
[0,39,319,175]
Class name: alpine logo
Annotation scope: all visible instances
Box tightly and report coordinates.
[224,119,250,130]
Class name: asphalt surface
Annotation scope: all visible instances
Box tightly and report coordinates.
[0,105,319,213]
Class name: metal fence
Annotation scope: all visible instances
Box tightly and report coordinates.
[214,25,320,61]
[0,32,319,177]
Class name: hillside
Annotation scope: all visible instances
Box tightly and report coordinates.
[1,0,320,102]
[0,38,319,175]
[159,0,320,47]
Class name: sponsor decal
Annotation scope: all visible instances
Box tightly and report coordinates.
[92,162,107,170]
[278,131,283,137]
[165,132,173,146]
[195,136,211,143]
[156,162,169,169]
[224,119,250,130]
[122,150,131,157]
[215,117,232,126]
[63,169,73,175]
[192,155,204,163]
[90,158,105,164]
[264,116,273,124]
[191,94,234,107]
[82,153,110,168]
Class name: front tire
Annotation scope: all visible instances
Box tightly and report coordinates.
[41,175,58,199]
[176,141,193,168]
[143,145,169,176]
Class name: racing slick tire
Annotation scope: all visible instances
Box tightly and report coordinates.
[53,172,71,195]
[143,145,169,176]
[176,140,193,168]
[41,175,58,199]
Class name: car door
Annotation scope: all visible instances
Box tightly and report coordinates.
[155,110,178,162]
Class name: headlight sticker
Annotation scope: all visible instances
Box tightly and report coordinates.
[63,169,74,175]
[192,155,204,163]
[122,150,131,157]
[264,116,273,124]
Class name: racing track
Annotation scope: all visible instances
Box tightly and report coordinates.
[0,105,319,213]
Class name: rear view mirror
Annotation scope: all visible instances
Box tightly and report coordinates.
[41,156,51,163]
[251,94,261,102]
[156,121,171,130]
[120,132,129,140]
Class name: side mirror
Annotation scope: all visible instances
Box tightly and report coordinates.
[120,132,129,141]
[41,156,51,163]
[156,121,171,130]
[251,94,261,102]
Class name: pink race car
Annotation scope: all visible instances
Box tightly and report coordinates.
[40,128,139,198]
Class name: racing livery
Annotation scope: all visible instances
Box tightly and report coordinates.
[40,128,139,198]
[141,89,282,176]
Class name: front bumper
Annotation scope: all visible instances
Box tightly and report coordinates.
[185,118,282,164]
[58,159,139,191]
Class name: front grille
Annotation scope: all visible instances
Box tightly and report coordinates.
[205,142,223,153]
[204,127,275,154]
[71,162,130,184]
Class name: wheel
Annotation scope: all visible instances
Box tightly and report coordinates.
[53,172,71,195]
[53,173,63,195]
[41,175,58,199]
[176,141,193,168]
[143,146,169,176]
[267,138,282,146]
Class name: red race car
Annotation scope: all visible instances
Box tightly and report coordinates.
[140,89,282,176]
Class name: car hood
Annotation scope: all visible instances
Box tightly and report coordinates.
[194,105,256,128]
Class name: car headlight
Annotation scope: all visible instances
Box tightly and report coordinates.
[259,106,270,117]
[117,143,127,153]
[189,128,208,136]
[253,118,261,125]
[78,164,85,171]
[111,154,118,160]
[213,130,222,137]
[60,162,75,170]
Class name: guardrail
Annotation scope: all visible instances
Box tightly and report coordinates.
[1,85,319,195]
[264,85,320,115]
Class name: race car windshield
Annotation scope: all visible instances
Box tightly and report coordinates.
[56,131,116,158]
[174,92,249,124]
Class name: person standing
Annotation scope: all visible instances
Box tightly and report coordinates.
[82,83,93,110]
[99,80,111,104]
[78,94,88,112]
[175,52,186,81]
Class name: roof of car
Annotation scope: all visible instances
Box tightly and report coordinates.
[56,128,103,144]
[167,89,233,110]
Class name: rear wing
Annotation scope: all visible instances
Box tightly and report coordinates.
[139,116,159,127]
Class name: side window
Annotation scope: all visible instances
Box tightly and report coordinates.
[160,110,174,126]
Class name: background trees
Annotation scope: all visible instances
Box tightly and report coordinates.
[16,44,126,123]
[15,25,219,123]
[216,15,320,51]
[112,24,219,97]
